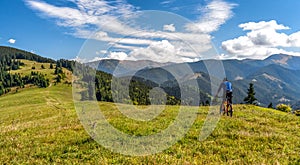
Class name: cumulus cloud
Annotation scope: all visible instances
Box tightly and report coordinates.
[26,0,235,62]
[163,24,176,32]
[108,51,128,60]
[127,40,200,63]
[8,39,16,44]
[222,20,300,59]
[130,40,177,62]
[288,31,300,47]
[239,20,290,31]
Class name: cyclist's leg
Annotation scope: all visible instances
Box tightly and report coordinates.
[225,94,229,116]
[228,92,233,117]
[230,105,233,117]
[222,93,227,115]
[226,100,230,116]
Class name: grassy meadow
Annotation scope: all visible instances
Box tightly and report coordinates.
[0,83,300,164]
[9,59,72,83]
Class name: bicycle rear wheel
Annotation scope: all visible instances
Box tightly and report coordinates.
[228,104,233,117]
[219,104,223,115]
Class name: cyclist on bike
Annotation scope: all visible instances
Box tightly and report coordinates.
[215,78,233,116]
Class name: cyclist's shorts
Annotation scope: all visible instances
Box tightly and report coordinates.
[226,91,233,104]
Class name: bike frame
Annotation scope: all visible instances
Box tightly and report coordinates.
[219,96,233,117]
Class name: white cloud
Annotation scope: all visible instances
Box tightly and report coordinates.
[239,20,290,31]
[215,53,234,60]
[108,51,128,60]
[163,24,176,32]
[234,76,243,80]
[84,51,128,62]
[160,0,175,5]
[26,0,138,36]
[185,0,237,33]
[222,20,300,59]
[8,39,16,44]
[111,44,141,50]
[127,40,199,63]
[288,31,300,47]
[27,0,95,27]
[128,40,177,62]
[73,55,86,63]
[26,0,235,62]
[96,50,107,55]
[114,38,154,45]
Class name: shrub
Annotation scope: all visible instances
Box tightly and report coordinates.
[276,104,292,113]
[294,110,300,116]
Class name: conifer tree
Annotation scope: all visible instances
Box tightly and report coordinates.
[268,102,273,109]
[244,83,257,105]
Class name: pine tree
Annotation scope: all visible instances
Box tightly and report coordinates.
[205,100,210,106]
[50,63,53,69]
[244,83,257,105]
[55,74,62,83]
[0,84,4,95]
[268,102,273,109]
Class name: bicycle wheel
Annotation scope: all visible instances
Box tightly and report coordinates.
[219,104,223,115]
[228,104,233,117]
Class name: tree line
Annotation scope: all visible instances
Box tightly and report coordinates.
[79,69,182,105]
[0,46,75,96]
[77,64,211,106]
[0,54,51,95]
[0,46,55,63]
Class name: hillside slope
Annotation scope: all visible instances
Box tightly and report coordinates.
[0,85,299,164]
[0,46,73,97]
[0,46,55,63]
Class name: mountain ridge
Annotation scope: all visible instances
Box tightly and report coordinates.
[90,53,300,108]
[1,46,300,109]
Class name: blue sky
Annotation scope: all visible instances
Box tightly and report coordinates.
[1,0,300,62]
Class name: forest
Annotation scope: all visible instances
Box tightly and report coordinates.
[0,46,210,106]
[0,46,73,96]
[77,64,210,106]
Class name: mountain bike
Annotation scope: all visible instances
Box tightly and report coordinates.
[215,95,233,117]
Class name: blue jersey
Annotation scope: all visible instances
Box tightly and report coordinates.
[223,81,232,92]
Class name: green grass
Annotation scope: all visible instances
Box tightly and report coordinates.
[0,85,300,164]
[5,59,72,95]
[10,59,72,83]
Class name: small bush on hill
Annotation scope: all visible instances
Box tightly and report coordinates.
[276,104,292,113]
[294,110,300,116]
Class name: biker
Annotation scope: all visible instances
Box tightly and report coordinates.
[215,78,233,116]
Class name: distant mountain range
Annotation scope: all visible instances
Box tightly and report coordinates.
[1,46,299,109]
[89,54,300,109]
